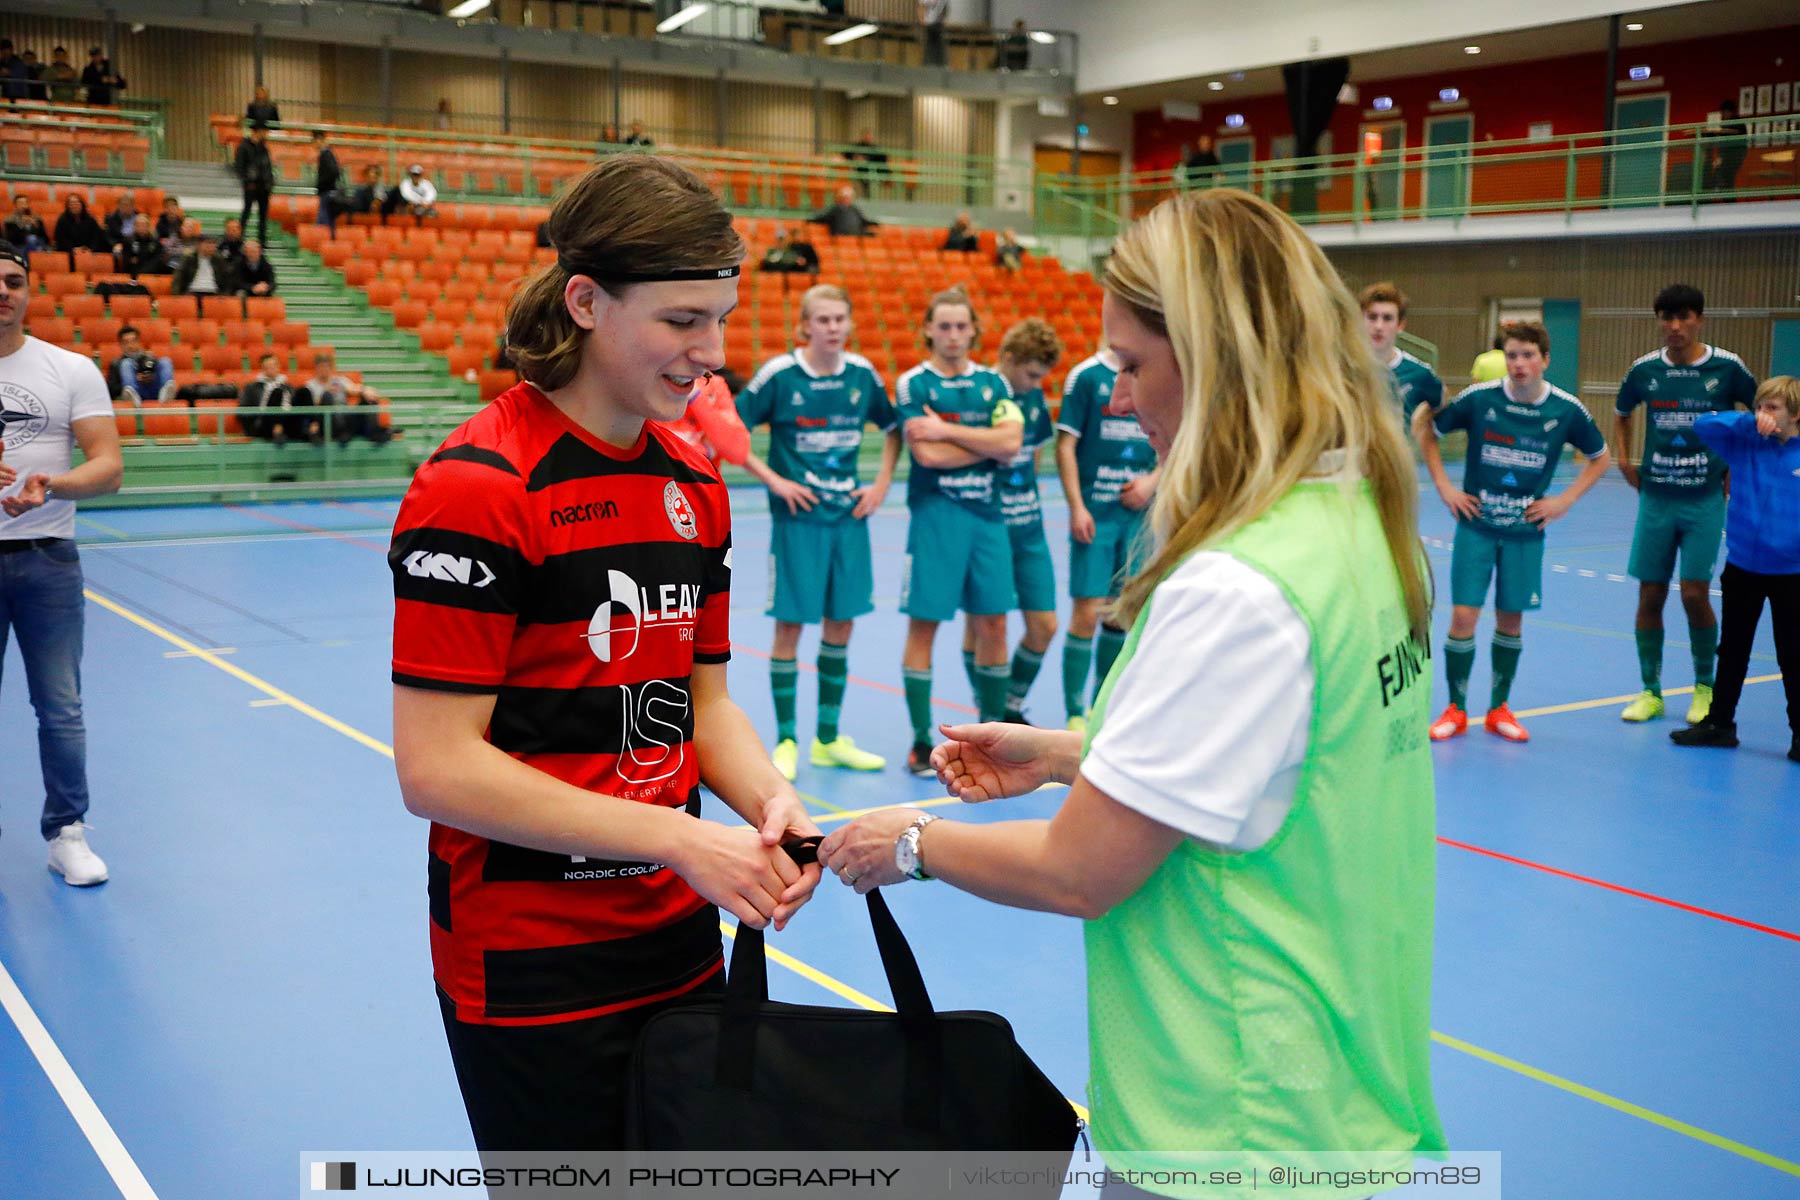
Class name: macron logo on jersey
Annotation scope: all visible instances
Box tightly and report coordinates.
[404,550,495,589]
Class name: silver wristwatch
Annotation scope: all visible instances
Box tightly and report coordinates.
[894,812,939,881]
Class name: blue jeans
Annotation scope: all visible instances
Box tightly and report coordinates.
[114,356,174,399]
[0,539,91,839]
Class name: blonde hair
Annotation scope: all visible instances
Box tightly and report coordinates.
[1758,374,1800,418]
[505,156,744,391]
[998,317,1063,369]
[918,286,980,353]
[798,283,852,325]
[1105,189,1431,639]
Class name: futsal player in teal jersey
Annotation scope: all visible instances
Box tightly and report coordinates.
[896,288,1024,774]
[1056,348,1157,731]
[737,284,902,780]
[1414,321,1612,743]
[958,318,1063,724]
[1613,283,1757,725]
[1360,281,1443,422]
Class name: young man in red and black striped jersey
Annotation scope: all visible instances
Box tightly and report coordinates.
[390,158,821,1153]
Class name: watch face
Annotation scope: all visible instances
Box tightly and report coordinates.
[894,831,918,876]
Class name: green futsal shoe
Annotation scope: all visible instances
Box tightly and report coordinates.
[1067,713,1088,734]
[1619,691,1664,722]
[811,735,886,771]
[771,738,798,782]
[1685,684,1713,725]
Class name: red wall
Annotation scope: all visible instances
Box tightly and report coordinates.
[1130,24,1800,172]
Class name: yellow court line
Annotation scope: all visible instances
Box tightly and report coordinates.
[74,515,132,540]
[1430,1032,1800,1177]
[92,588,1794,1171]
[1502,675,1783,721]
[85,590,397,761]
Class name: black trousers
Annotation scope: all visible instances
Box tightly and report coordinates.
[1712,561,1800,731]
[240,188,270,246]
[437,970,724,1153]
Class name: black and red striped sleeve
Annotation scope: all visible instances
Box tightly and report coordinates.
[390,445,534,692]
[694,477,732,665]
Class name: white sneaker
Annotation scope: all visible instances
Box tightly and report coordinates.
[48,823,109,886]
[157,378,179,402]
[120,386,142,406]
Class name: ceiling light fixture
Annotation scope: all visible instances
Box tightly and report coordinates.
[1102,95,1119,105]
[655,3,710,34]
[446,0,491,17]
[1207,81,1224,91]
[822,22,878,45]
[1463,45,1481,55]
[1029,30,1057,45]
[1626,22,1643,31]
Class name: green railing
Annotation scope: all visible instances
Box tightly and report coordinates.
[88,400,479,508]
[1036,117,1800,254]
[0,100,163,183]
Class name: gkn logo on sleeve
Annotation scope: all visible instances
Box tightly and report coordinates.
[403,550,495,588]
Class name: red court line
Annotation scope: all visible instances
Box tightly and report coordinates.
[224,503,391,552]
[729,641,979,714]
[1438,836,1800,942]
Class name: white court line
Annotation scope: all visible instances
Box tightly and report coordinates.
[0,957,161,1199]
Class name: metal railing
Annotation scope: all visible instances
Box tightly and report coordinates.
[0,100,162,183]
[224,115,1031,212]
[1036,117,1800,255]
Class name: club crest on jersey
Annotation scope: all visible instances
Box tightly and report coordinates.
[664,480,698,540]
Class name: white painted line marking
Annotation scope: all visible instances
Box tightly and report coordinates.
[0,956,161,1199]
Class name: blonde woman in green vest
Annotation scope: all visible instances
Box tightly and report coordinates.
[820,188,1445,1197]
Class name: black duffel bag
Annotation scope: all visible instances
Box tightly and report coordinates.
[627,881,1080,1154]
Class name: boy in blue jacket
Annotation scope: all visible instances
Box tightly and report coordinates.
[1673,376,1800,760]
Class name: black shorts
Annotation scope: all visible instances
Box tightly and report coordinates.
[437,969,725,1153]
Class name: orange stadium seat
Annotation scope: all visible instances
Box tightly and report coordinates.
[159,295,199,320]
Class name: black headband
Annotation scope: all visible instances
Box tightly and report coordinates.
[557,257,740,284]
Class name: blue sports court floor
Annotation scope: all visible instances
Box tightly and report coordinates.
[0,470,1795,1199]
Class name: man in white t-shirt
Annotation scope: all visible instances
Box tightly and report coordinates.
[0,241,124,886]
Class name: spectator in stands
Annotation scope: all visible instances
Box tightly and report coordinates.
[1182,136,1221,187]
[844,128,889,195]
[942,211,978,252]
[155,197,185,244]
[22,50,46,101]
[811,184,877,237]
[998,18,1030,71]
[434,98,452,131]
[759,228,818,275]
[81,46,124,106]
[53,194,107,256]
[173,233,229,306]
[232,239,276,296]
[598,122,621,147]
[297,351,390,446]
[347,164,385,216]
[246,85,280,126]
[217,217,245,267]
[175,216,204,257]
[385,165,438,223]
[0,40,28,101]
[995,227,1025,271]
[46,46,78,104]
[105,193,144,255]
[121,226,168,277]
[5,196,48,253]
[240,351,293,443]
[313,129,342,234]
[920,0,948,67]
[623,120,653,147]
[108,325,177,404]
[1703,100,1749,198]
[235,124,275,247]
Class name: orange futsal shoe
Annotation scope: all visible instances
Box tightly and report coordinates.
[1484,704,1530,743]
[1428,705,1468,741]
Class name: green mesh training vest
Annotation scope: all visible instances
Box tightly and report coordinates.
[1083,480,1445,1197]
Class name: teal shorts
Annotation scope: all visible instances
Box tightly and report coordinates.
[1450,522,1545,612]
[901,495,1017,621]
[766,516,874,625]
[1008,522,1057,613]
[1628,489,1726,584]
[1069,511,1147,599]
